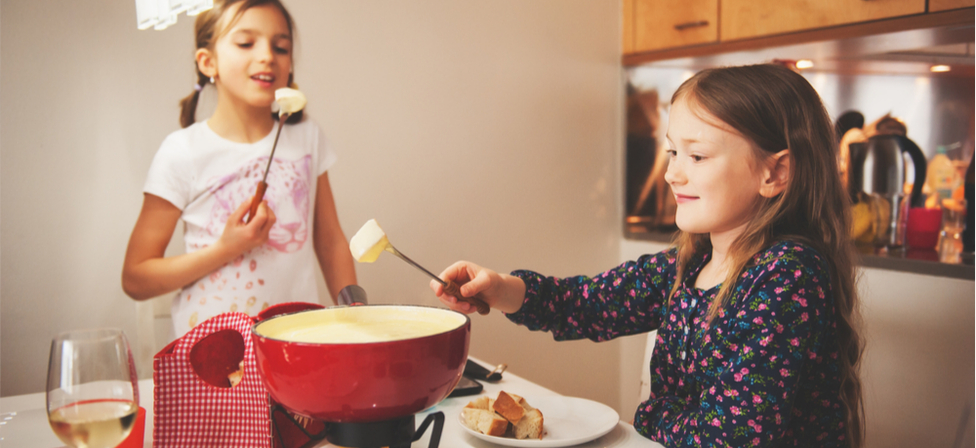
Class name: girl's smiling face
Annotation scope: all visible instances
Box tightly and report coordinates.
[664,97,770,238]
[208,3,293,111]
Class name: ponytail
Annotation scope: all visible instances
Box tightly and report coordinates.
[179,72,210,128]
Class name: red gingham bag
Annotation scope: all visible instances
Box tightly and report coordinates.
[153,303,324,448]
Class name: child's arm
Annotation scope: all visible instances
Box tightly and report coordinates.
[504,251,674,341]
[312,173,357,304]
[121,193,276,300]
[433,251,674,335]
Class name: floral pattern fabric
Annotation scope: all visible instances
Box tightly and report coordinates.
[506,241,848,447]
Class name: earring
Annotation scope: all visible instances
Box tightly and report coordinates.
[210,76,215,84]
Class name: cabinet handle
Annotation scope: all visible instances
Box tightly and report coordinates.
[674,20,709,31]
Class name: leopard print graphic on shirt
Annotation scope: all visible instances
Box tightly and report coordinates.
[182,154,313,329]
[205,154,312,254]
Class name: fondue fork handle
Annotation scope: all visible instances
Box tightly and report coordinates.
[442,280,490,315]
[246,181,269,224]
[384,245,491,315]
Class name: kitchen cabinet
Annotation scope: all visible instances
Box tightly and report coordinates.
[623,0,974,57]
[721,0,925,41]
[623,0,635,54]
[930,0,976,11]
[629,0,718,53]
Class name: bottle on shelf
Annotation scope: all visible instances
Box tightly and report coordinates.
[963,156,973,254]
[927,145,960,202]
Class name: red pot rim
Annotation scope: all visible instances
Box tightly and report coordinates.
[251,304,471,347]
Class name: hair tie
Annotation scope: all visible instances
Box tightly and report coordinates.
[194,83,203,92]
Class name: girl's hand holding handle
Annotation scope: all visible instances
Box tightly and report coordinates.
[216,196,277,256]
[430,261,527,315]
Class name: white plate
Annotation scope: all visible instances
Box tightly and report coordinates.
[457,395,619,447]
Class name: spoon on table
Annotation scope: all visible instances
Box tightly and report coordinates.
[246,87,307,223]
[349,219,491,315]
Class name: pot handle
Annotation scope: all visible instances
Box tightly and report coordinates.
[255,302,324,322]
[898,135,928,208]
[338,284,368,306]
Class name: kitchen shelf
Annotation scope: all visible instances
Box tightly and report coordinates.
[625,226,975,281]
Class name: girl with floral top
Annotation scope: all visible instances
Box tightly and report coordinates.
[432,64,864,448]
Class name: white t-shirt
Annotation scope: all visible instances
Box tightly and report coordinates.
[144,118,337,336]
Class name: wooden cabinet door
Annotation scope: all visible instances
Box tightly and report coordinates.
[930,0,975,11]
[632,0,718,53]
[623,0,636,54]
[721,0,926,41]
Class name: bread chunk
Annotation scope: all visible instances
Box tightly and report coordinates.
[462,392,545,440]
[492,391,525,424]
[464,396,490,410]
[513,408,544,439]
[462,408,509,437]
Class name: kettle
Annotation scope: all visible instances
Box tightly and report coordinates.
[848,134,927,247]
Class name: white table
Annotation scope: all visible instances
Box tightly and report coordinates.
[0,379,154,448]
[0,360,663,448]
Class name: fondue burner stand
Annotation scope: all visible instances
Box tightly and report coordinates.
[271,404,445,448]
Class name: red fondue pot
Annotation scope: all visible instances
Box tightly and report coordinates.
[251,304,470,423]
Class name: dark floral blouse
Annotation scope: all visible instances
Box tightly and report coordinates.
[506,241,849,448]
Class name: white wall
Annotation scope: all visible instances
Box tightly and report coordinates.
[0,0,626,412]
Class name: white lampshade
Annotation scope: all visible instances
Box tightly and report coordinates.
[136,0,213,31]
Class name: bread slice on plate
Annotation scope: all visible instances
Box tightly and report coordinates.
[462,408,509,437]
[513,408,544,439]
[464,396,490,410]
[461,392,546,440]
[492,391,525,424]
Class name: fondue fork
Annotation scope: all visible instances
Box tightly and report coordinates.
[246,113,289,224]
[246,88,307,223]
[384,244,491,315]
[349,219,491,315]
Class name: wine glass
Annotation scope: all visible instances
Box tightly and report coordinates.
[46,329,139,448]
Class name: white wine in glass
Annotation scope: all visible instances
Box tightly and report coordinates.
[47,329,139,448]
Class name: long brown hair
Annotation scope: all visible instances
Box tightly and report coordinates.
[668,64,864,447]
[178,0,300,128]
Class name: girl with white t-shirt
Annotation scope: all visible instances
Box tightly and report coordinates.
[122,0,356,337]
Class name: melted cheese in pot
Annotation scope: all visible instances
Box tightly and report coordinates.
[269,319,458,343]
[258,307,465,344]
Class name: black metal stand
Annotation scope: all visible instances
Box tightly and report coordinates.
[269,404,444,448]
[411,411,444,448]
[328,415,416,448]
